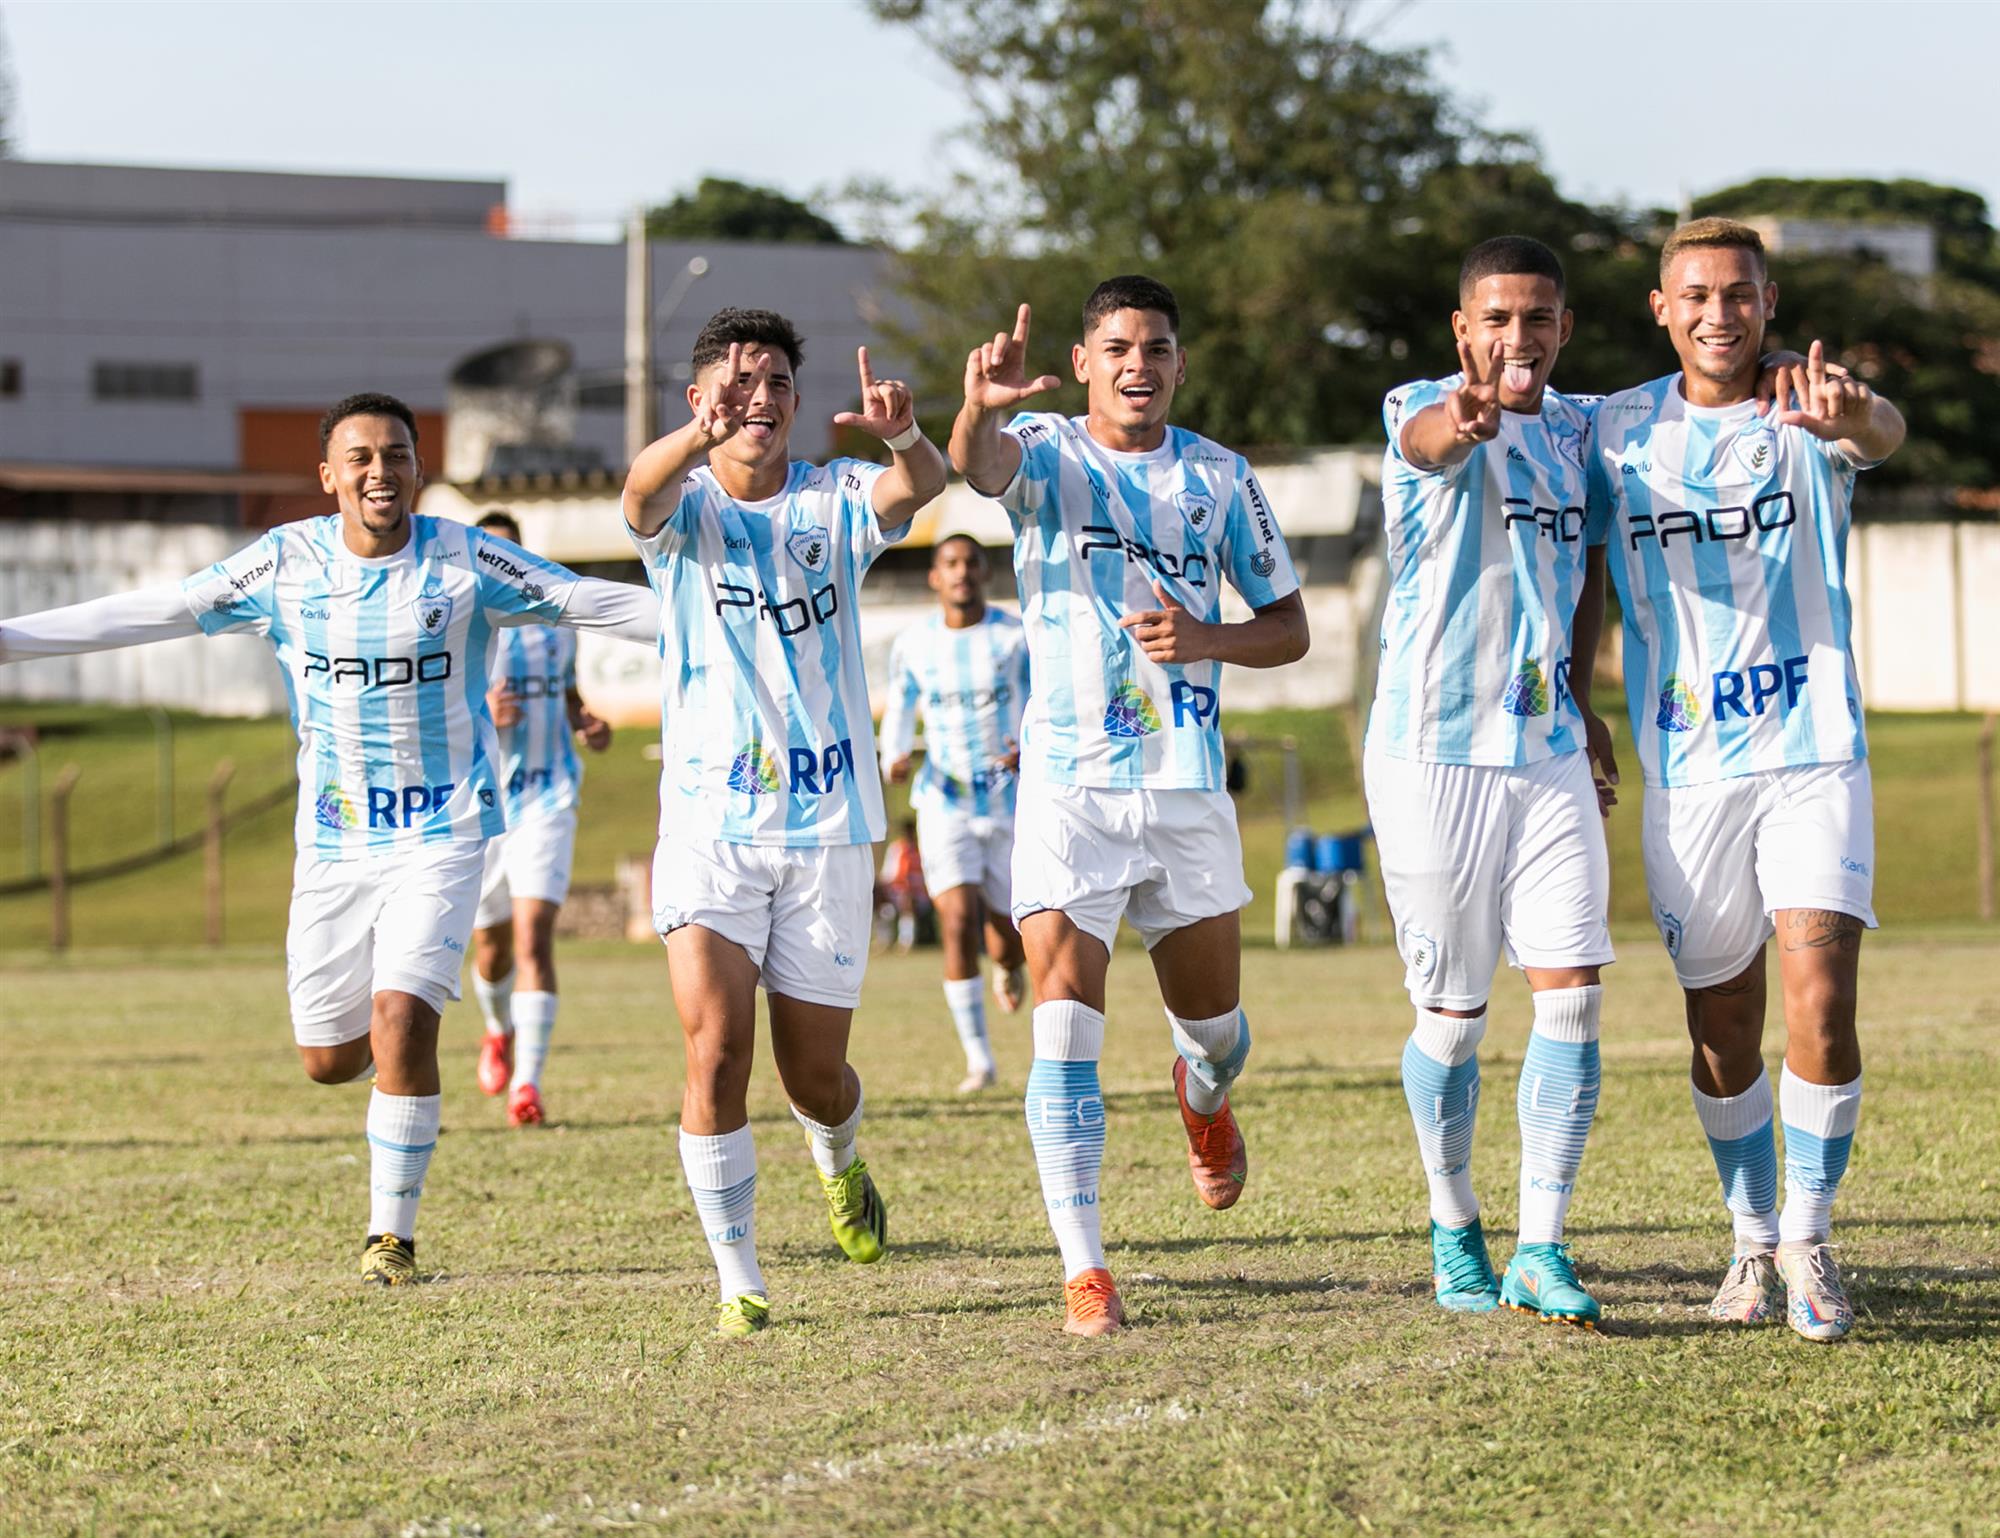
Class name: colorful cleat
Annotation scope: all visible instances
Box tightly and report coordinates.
[1429,1218,1501,1312]
[957,1064,998,1095]
[714,1293,771,1338]
[1775,1241,1853,1342]
[360,1233,417,1286]
[477,1033,513,1097]
[1708,1251,1781,1325]
[819,1158,888,1263]
[506,1082,545,1127]
[1501,1241,1600,1327]
[1063,1267,1125,1337]
[993,964,1028,1015]
[1173,1058,1247,1210]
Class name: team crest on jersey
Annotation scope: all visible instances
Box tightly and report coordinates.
[1401,922,1439,982]
[314,784,359,831]
[1656,908,1683,959]
[1656,675,1702,733]
[1733,423,1776,478]
[727,742,782,795]
[1502,660,1551,717]
[411,593,453,639]
[1549,414,1586,471]
[1175,489,1216,535]
[1103,682,1161,739]
[787,524,831,575]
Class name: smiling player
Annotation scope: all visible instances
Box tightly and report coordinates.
[1587,219,1905,1342]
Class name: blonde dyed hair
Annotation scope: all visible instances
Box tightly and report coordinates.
[1659,217,1767,286]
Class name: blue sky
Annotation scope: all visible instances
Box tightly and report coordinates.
[5,0,1993,233]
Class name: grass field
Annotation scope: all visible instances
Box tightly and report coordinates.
[4,933,1998,1537]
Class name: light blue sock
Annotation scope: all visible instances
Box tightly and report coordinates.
[1691,1069,1781,1253]
[1401,1008,1485,1228]
[1779,1067,1862,1246]
[1026,1001,1107,1280]
[1515,986,1602,1245]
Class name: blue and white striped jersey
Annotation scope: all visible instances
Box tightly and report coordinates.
[992,413,1299,790]
[630,458,902,847]
[880,607,1031,818]
[1368,377,1599,767]
[1586,375,1870,788]
[490,624,582,823]
[182,514,595,860]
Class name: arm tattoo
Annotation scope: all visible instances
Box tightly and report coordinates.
[1780,909,1864,954]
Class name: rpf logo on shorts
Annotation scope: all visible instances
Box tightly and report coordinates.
[1656,907,1683,959]
[1401,922,1439,983]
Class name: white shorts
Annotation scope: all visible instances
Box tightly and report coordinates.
[916,801,1014,915]
[1642,759,1877,989]
[651,833,874,1009]
[1364,742,1614,1011]
[474,806,579,928]
[286,839,485,1047]
[1010,782,1252,950]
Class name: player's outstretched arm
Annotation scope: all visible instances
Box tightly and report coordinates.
[552,577,661,647]
[0,585,204,663]
[1568,544,1619,814]
[1119,582,1309,669]
[1771,340,1906,465]
[949,303,1062,496]
[833,347,947,530]
[622,343,774,538]
[1400,339,1503,473]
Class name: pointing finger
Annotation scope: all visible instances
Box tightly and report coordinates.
[857,345,877,395]
[1807,338,1826,395]
[1012,303,1033,351]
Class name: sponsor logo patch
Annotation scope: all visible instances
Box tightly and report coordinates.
[1656,675,1702,733]
[1102,682,1161,739]
[1502,660,1551,718]
[727,742,783,796]
[314,784,359,831]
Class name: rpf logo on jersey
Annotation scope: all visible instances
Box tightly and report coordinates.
[787,524,831,575]
[1175,489,1216,536]
[1733,422,1776,478]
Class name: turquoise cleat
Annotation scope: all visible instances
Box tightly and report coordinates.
[1429,1218,1500,1312]
[1501,1241,1601,1327]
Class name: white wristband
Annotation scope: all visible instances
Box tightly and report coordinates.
[885,423,923,453]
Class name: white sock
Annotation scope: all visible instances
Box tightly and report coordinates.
[1779,1067,1863,1246]
[679,1124,765,1301]
[1167,1006,1248,1116]
[1691,1070,1781,1254]
[1515,986,1603,1245]
[510,990,557,1091]
[1026,1000,1108,1280]
[473,968,515,1038]
[791,1088,864,1179]
[896,913,916,949]
[944,976,995,1074]
[366,1090,441,1241]
[1400,1008,1486,1228]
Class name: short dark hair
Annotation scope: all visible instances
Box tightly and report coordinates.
[476,509,522,542]
[1660,217,1767,286]
[931,533,985,566]
[1458,237,1566,305]
[1083,275,1180,337]
[691,308,805,375]
[319,392,419,458]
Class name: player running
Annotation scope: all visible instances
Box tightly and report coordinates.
[1586,219,1905,1342]
[950,280,1308,1336]
[465,509,615,1129]
[0,393,659,1284]
[622,309,947,1338]
[1369,236,1617,1328]
[879,534,1032,1092]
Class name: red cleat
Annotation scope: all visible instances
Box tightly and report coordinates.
[477,1033,512,1097]
[506,1082,544,1127]
[1063,1267,1125,1337]
[1174,1058,1247,1210]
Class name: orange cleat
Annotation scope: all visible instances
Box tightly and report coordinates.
[506,1082,544,1127]
[1063,1268,1125,1337]
[1174,1058,1247,1210]
[478,1033,513,1097]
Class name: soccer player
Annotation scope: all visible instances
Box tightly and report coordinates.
[949,281,1308,1336]
[1368,236,1616,1328]
[621,309,947,1338]
[880,534,1033,1092]
[0,393,659,1284]
[1586,218,1904,1342]
[465,509,615,1128]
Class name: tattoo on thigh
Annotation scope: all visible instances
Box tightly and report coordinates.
[1780,909,1863,954]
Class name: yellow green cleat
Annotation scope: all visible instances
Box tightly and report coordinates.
[360,1233,417,1286]
[714,1293,771,1338]
[818,1158,888,1263]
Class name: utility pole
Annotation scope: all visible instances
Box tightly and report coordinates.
[624,208,655,468]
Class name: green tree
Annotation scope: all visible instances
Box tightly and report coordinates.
[646,177,847,245]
